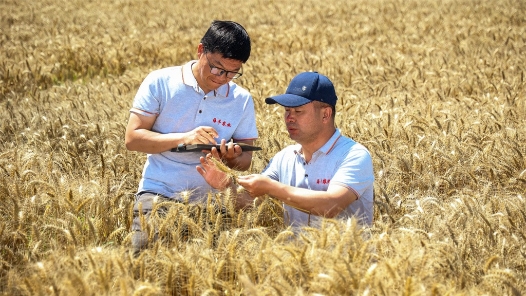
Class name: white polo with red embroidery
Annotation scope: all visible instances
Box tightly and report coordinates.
[262,129,374,227]
[131,61,258,202]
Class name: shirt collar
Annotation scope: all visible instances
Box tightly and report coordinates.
[316,128,342,155]
[181,61,230,97]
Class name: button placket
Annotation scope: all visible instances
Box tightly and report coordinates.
[198,96,207,114]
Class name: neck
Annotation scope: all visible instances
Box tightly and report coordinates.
[299,127,336,162]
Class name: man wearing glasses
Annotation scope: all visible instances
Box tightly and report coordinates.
[125,20,257,252]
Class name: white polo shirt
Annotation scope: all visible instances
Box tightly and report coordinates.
[262,129,374,227]
[131,61,258,202]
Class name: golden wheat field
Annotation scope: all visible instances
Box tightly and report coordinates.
[1,0,525,294]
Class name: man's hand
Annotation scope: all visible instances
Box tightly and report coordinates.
[218,139,243,162]
[185,126,218,145]
[204,139,254,171]
[196,149,231,190]
[237,174,273,198]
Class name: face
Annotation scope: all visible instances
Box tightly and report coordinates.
[193,44,243,94]
[284,102,327,145]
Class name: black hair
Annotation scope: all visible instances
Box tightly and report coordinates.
[200,20,251,63]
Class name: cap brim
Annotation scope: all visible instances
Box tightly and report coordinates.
[265,94,312,107]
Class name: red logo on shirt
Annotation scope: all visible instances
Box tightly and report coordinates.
[213,118,232,127]
[317,179,330,184]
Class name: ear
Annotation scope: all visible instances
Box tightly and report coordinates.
[197,43,205,58]
[322,107,332,122]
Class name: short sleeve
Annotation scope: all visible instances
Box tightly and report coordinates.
[330,146,374,198]
[261,156,280,181]
[131,72,161,116]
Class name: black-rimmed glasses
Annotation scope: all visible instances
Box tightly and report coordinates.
[205,54,243,79]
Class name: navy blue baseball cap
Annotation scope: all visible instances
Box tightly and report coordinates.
[265,72,338,107]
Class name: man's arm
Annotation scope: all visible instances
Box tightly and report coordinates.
[125,111,236,154]
[125,112,186,154]
[237,175,357,218]
[126,112,253,169]
[196,151,356,217]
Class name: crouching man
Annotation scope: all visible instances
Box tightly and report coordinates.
[197,71,375,228]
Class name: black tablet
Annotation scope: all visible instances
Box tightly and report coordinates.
[170,143,262,152]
